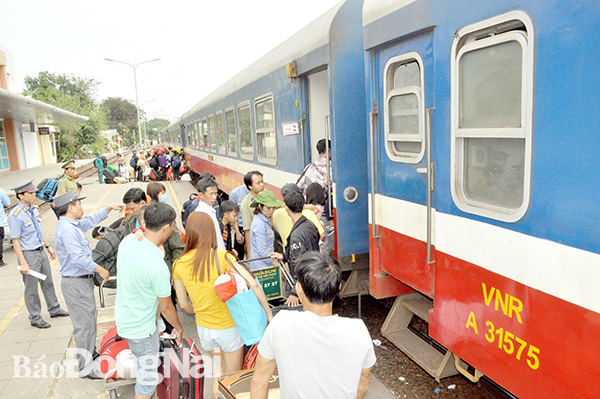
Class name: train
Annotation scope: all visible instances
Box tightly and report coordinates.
[161,1,600,397]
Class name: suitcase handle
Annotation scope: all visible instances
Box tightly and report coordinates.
[99,276,118,308]
[182,381,190,397]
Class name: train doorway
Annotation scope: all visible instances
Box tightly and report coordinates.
[306,69,330,164]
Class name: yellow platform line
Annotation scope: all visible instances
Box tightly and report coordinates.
[167,181,184,214]
[0,185,116,337]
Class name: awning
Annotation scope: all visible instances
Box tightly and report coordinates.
[0,87,89,124]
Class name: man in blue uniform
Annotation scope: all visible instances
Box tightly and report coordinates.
[7,179,69,328]
[54,190,124,379]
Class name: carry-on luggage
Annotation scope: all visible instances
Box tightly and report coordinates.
[157,338,204,399]
[218,368,280,399]
[103,167,116,184]
[100,326,131,380]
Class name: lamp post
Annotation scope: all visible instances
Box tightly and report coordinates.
[141,98,156,146]
[104,57,160,148]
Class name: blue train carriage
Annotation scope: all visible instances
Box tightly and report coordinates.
[364,1,600,397]
[160,120,183,148]
[179,0,370,280]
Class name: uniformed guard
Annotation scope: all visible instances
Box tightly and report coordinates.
[94,152,104,183]
[56,159,79,196]
[54,190,124,379]
[7,179,69,329]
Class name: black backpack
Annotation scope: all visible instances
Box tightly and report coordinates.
[129,155,138,168]
[92,226,127,288]
[181,193,199,228]
[171,155,181,168]
[103,168,115,184]
[101,155,108,168]
[36,178,59,201]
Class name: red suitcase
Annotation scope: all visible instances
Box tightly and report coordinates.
[157,338,204,399]
[99,326,130,380]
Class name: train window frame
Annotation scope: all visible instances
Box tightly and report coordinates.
[383,53,425,164]
[225,107,238,156]
[216,111,225,154]
[237,101,254,160]
[254,93,277,166]
[450,11,534,223]
[202,118,208,151]
[208,114,216,153]
[195,121,201,149]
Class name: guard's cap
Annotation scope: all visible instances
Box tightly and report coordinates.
[95,152,100,156]
[250,190,283,208]
[62,160,75,169]
[54,190,86,208]
[11,179,38,194]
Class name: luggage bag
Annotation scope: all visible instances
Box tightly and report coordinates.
[157,338,204,399]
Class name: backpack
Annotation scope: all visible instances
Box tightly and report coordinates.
[101,155,108,168]
[129,155,138,168]
[171,155,181,168]
[181,193,199,228]
[92,226,127,288]
[36,178,59,201]
[149,156,159,170]
[103,167,116,184]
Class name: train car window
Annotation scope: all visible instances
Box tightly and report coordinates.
[255,95,277,165]
[202,118,208,151]
[216,112,225,153]
[194,122,201,149]
[208,115,216,153]
[225,108,237,156]
[383,54,425,163]
[451,12,533,222]
[238,103,253,160]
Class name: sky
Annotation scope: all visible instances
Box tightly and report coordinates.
[0,0,342,121]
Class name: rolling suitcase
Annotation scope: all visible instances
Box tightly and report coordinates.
[157,338,204,399]
[99,326,131,380]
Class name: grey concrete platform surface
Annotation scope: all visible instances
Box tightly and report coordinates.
[0,172,397,398]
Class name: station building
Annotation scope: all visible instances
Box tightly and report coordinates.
[0,45,87,174]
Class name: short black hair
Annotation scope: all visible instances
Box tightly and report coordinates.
[316,139,331,155]
[143,202,176,232]
[284,191,304,213]
[243,170,262,189]
[138,205,147,223]
[305,182,326,206]
[123,188,146,204]
[198,172,215,181]
[296,252,341,304]
[197,177,218,193]
[220,199,239,213]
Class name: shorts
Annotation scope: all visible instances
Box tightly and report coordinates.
[196,325,244,353]
[125,329,160,397]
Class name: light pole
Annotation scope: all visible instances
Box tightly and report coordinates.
[104,57,160,148]
[141,98,156,146]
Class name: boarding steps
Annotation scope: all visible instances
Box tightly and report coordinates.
[381,293,462,382]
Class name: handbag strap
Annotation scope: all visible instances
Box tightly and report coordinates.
[214,249,222,276]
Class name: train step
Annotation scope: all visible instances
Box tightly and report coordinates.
[381,293,458,382]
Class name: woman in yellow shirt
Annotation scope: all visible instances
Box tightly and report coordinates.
[172,212,272,398]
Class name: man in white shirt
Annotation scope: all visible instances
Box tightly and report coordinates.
[194,177,225,249]
[251,251,376,399]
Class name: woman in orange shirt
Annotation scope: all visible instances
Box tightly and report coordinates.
[172,212,272,398]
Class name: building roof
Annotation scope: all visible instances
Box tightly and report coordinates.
[0,87,88,124]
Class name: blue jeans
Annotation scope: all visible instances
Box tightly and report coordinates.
[125,329,160,397]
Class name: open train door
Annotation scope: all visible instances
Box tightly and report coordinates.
[367,30,436,300]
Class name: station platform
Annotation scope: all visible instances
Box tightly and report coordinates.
[0,178,396,399]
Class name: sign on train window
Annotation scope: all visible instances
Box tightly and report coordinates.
[255,95,277,165]
[451,12,534,222]
[216,112,225,154]
[238,103,253,160]
[225,108,237,156]
[383,54,425,163]
[202,118,208,151]
[208,115,216,153]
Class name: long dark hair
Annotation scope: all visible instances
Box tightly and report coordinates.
[183,212,218,282]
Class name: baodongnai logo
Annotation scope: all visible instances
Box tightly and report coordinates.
[13,348,217,380]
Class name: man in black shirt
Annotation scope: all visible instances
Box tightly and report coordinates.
[270,190,319,306]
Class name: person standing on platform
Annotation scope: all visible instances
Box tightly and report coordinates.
[249,190,282,271]
[116,202,184,399]
[0,186,10,267]
[240,170,264,258]
[93,152,104,183]
[228,181,250,258]
[56,160,78,196]
[54,190,124,379]
[252,252,376,399]
[194,177,225,249]
[270,190,319,307]
[7,180,69,329]
[218,200,239,253]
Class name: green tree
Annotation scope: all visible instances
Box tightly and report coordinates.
[146,118,170,141]
[22,71,106,160]
[102,97,144,147]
